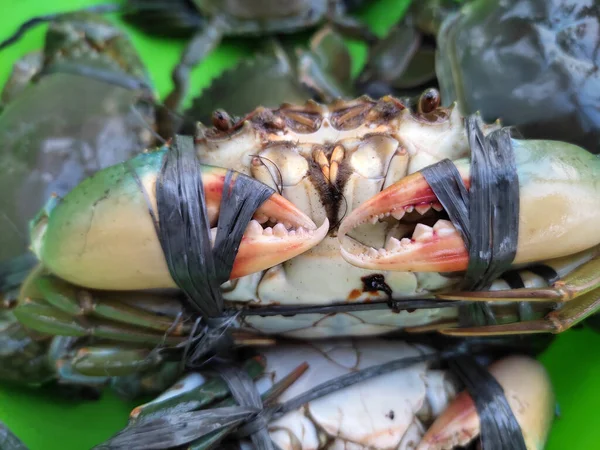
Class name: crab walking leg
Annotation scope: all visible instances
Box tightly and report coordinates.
[17,266,191,333]
[439,250,600,303]
[13,265,187,346]
[29,147,327,292]
[437,251,600,334]
[441,287,600,336]
[418,356,555,450]
[338,139,600,273]
[129,357,268,424]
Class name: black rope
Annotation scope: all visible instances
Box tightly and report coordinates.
[421,118,520,327]
[449,356,527,450]
[154,135,274,364]
[420,117,526,450]
[526,264,560,285]
[421,118,519,292]
[216,365,275,449]
[238,297,467,316]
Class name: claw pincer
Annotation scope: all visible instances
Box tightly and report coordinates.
[338,122,600,336]
[339,138,600,273]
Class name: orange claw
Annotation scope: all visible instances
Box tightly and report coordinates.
[338,169,470,273]
[230,217,329,279]
[204,168,330,280]
[417,356,555,450]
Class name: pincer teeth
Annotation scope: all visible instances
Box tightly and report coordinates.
[273,223,287,236]
[254,214,269,224]
[243,219,317,239]
[412,223,434,242]
[391,209,405,220]
[245,220,264,236]
[385,236,401,251]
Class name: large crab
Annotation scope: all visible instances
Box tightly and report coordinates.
[0,11,187,400]
[3,95,596,390]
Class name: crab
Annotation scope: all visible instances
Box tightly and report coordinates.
[96,338,556,449]
[0,11,156,268]
[118,0,377,112]
[357,0,600,153]
[0,11,188,399]
[0,95,594,394]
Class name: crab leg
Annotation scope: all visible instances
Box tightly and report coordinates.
[440,287,600,336]
[14,265,187,346]
[13,265,275,359]
[163,16,227,114]
[29,148,327,292]
[439,251,600,303]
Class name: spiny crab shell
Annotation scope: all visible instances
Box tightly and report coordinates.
[198,96,499,337]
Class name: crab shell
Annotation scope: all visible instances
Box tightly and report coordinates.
[196,0,332,33]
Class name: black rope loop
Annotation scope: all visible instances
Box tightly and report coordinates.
[144,134,274,366]
[216,365,276,448]
[421,117,520,326]
[421,117,520,292]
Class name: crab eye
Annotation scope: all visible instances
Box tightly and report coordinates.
[419,88,441,114]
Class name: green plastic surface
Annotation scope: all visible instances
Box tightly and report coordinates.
[1,1,599,449]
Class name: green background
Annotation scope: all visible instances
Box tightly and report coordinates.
[1,1,599,449]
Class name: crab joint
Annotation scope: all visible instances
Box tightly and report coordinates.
[417,356,555,450]
[29,150,328,291]
[338,139,600,273]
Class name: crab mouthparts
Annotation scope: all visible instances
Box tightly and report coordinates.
[337,170,470,272]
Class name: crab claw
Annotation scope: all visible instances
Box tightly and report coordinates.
[30,158,327,291]
[338,139,600,273]
[201,167,328,279]
[338,164,471,273]
[417,356,555,450]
